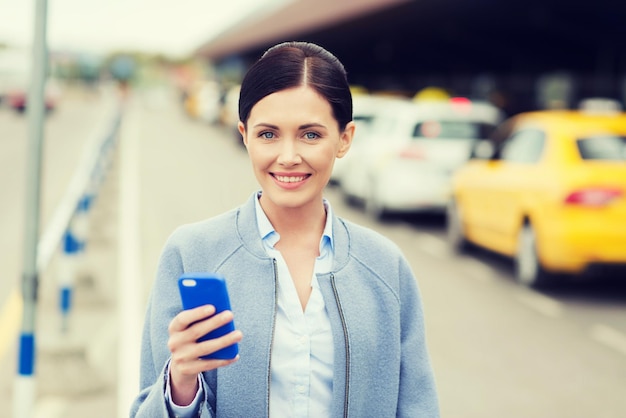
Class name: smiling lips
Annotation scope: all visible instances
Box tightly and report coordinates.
[271,173,311,188]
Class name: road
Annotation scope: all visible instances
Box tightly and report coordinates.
[0,86,116,349]
[2,85,626,417]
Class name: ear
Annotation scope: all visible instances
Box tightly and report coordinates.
[336,121,355,158]
[238,121,248,147]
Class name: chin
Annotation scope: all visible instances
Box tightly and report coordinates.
[263,189,320,210]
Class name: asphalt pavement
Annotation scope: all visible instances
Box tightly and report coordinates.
[1,94,122,418]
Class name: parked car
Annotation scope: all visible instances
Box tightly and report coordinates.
[340,97,503,218]
[219,84,242,145]
[0,48,60,113]
[183,80,222,123]
[447,100,626,287]
[330,93,408,185]
[4,80,60,113]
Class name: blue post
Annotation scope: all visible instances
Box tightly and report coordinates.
[17,334,35,377]
[58,196,90,332]
[59,229,80,332]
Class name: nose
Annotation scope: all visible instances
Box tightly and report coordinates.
[276,138,302,166]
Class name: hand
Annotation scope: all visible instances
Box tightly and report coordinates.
[167,304,243,405]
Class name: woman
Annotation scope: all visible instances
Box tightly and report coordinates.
[131,41,439,417]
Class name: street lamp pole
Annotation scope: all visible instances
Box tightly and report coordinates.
[13,0,48,416]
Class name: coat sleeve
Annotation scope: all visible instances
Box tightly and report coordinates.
[129,362,217,418]
[129,232,218,417]
[397,256,440,417]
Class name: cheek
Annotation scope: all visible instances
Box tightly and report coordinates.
[309,147,337,169]
[247,146,273,169]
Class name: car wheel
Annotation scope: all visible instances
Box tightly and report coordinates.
[515,223,549,288]
[341,189,361,208]
[446,199,470,253]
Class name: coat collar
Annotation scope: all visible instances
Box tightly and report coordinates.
[235,192,350,271]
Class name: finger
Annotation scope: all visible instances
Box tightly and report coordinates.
[171,328,241,365]
[169,305,216,333]
[200,355,241,369]
[172,354,241,378]
[185,310,235,342]
[195,329,243,360]
[167,310,237,354]
[169,334,225,374]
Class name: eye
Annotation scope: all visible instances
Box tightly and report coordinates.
[259,131,275,139]
[303,131,320,140]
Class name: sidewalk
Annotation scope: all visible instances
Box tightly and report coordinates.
[1,127,121,418]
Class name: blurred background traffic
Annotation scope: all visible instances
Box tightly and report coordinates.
[1,0,626,417]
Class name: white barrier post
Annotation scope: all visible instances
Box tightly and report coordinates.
[59,195,90,331]
[58,232,80,332]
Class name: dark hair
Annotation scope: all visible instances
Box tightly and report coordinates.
[238,41,353,130]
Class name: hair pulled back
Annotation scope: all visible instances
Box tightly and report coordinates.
[238,41,353,130]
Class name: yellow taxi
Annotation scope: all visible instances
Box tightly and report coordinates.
[447,99,626,287]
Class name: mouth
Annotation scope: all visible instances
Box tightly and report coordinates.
[271,173,311,184]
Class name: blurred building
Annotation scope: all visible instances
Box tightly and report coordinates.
[194,0,626,115]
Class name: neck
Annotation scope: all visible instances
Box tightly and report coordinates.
[260,196,326,239]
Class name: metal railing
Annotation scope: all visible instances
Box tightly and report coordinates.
[13,90,123,418]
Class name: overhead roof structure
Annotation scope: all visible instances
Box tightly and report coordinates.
[195,0,409,60]
[195,0,626,114]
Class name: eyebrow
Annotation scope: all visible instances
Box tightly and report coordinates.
[252,122,327,130]
[252,123,279,130]
[299,123,327,130]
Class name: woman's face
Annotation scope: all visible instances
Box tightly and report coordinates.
[239,86,354,212]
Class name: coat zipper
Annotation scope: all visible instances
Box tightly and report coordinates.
[330,272,350,418]
[266,258,279,418]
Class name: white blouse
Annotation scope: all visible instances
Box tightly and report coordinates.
[255,196,334,418]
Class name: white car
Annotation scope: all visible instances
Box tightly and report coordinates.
[331,94,409,185]
[220,84,243,145]
[0,48,61,113]
[340,97,504,219]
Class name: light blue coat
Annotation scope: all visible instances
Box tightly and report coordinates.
[130,193,440,417]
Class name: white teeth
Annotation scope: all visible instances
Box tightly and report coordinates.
[275,175,306,183]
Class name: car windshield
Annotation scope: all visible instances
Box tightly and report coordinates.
[577,135,626,161]
[353,115,375,135]
[412,120,496,140]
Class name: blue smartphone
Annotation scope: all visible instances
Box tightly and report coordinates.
[177,272,239,360]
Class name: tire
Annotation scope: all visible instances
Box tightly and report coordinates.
[446,199,470,253]
[341,189,361,208]
[515,223,550,288]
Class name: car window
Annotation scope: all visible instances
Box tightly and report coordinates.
[369,114,395,136]
[468,140,496,160]
[412,120,495,139]
[500,129,546,163]
[354,115,374,126]
[577,135,626,160]
[353,115,375,136]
